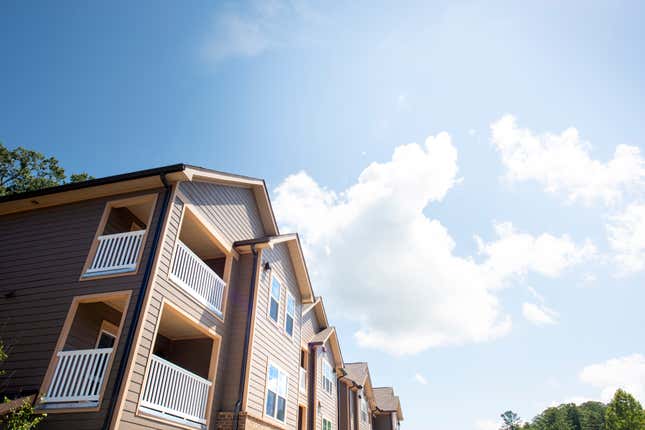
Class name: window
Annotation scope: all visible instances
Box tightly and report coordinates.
[360,392,369,422]
[323,417,332,430]
[322,359,334,395]
[269,277,281,323]
[285,292,296,337]
[265,363,288,423]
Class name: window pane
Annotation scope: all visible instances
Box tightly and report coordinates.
[277,396,286,422]
[287,294,295,315]
[265,390,276,417]
[268,365,278,391]
[278,371,288,396]
[271,278,281,299]
[270,299,279,322]
[286,315,294,336]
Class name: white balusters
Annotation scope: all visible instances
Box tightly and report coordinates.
[43,348,113,403]
[86,230,146,275]
[170,240,226,315]
[140,354,212,425]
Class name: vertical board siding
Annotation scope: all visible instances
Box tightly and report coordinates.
[178,182,265,243]
[246,243,303,428]
[0,189,166,430]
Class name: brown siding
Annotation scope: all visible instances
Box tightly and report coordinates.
[339,385,350,430]
[372,414,393,430]
[0,188,166,430]
[64,302,121,350]
[246,243,303,428]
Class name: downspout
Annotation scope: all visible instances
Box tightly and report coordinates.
[233,244,260,430]
[102,174,173,430]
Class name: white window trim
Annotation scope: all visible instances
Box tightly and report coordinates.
[322,358,334,395]
[264,361,289,424]
[95,320,118,348]
[284,290,296,339]
[360,391,369,423]
[322,415,333,430]
[268,274,282,327]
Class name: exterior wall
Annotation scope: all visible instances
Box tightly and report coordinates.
[372,414,393,430]
[0,188,166,430]
[117,181,266,429]
[315,340,337,430]
[338,385,350,430]
[356,389,372,430]
[178,182,265,242]
[64,302,122,350]
[300,308,320,348]
[245,242,303,428]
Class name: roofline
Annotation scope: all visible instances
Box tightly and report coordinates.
[0,163,187,204]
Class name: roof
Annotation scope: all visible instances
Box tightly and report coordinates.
[373,387,404,421]
[0,164,279,235]
[343,362,369,386]
[301,296,329,329]
[308,326,344,368]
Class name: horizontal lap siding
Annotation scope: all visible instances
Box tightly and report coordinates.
[120,181,266,429]
[247,243,302,428]
[301,310,320,346]
[0,189,166,430]
[316,342,338,430]
[179,182,264,242]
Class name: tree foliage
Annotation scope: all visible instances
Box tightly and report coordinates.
[0,143,92,196]
[502,390,644,430]
[605,389,645,430]
[501,411,523,430]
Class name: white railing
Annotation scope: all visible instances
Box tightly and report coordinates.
[140,354,212,426]
[170,240,226,315]
[43,348,113,403]
[86,230,146,275]
[299,367,307,394]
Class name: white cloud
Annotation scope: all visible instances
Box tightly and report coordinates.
[490,115,645,206]
[606,203,645,274]
[273,132,593,355]
[522,302,559,326]
[475,418,500,430]
[477,222,596,279]
[580,354,645,402]
[414,373,428,385]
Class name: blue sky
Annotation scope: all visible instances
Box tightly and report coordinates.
[3,1,645,429]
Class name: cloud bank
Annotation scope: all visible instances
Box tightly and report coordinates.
[274,132,592,355]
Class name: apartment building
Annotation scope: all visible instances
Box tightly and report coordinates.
[0,164,402,430]
[372,388,403,430]
[338,363,377,430]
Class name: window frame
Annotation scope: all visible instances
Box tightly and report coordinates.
[322,358,334,395]
[264,361,289,424]
[360,390,369,423]
[284,290,296,338]
[322,416,333,430]
[268,274,282,326]
[94,320,118,348]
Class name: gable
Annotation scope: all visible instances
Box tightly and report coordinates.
[178,181,265,243]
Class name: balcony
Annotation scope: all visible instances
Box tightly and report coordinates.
[42,348,113,405]
[299,367,307,394]
[140,355,212,427]
[139,303,219,429]
[170,239,226,316]
[39,295,127,409]
[85,230,146,275]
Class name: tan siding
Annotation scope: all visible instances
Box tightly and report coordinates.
[178,182,265,242]
[118,185,265,429]
[246,243,303,428]
[316,341,338,430]
[301,308,320,346]
[0,188,166,430]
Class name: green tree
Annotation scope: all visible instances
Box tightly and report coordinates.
[578,401,606,430]
[605,389,645,430]
[531,405,576,430]
[0,143,92,196]
[501,411,523,430]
